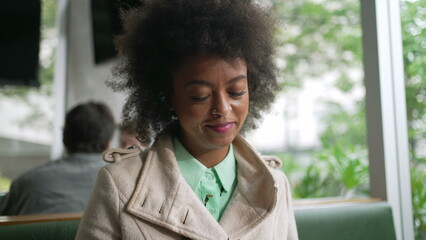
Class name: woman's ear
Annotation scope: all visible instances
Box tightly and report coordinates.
[168,94,175,111]
[167,94,178,120]
[161,85,174,111]
[167,86,175,111]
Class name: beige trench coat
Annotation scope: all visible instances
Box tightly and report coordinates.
[75,135,299,240]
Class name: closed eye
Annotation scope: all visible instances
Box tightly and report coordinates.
[229,91,247,97]
[191,95,210,102]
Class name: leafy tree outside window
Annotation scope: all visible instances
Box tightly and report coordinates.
[263,0,425,238]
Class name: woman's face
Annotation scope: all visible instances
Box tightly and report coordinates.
[171,56,249,157]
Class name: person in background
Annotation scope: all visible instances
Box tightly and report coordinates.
[76,0,298,239]
[0,101,115,215]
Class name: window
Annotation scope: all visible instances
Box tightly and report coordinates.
[0,0,57,192]
[247,0,369,199]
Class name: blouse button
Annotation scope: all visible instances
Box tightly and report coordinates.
[208,207,216,214]
[205,172,215,181]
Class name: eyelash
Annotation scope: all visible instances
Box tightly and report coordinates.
[229,91,247,97]
[191,91,247,102]
[191,95,210,102]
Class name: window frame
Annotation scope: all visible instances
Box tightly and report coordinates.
[361,0,414,239]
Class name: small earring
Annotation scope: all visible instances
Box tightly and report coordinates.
[170,111,178,120]
[211,109,222,118]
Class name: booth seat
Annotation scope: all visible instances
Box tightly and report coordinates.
[294,201,396,240]
[0,202,396,240]
[0,220,79,240]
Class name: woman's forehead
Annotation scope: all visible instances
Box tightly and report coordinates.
[172,57,247,85]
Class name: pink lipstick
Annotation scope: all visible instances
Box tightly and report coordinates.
[206,123,234,133]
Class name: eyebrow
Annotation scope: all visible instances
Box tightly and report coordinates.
[184,75,247,88]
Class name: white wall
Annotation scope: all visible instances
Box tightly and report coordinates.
[52,0,126,159]
[67,0,125,120]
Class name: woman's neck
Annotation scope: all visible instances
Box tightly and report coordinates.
[195,147,229,168]
[177,136,230,168]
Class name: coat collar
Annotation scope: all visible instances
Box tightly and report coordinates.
[126,135,278,239]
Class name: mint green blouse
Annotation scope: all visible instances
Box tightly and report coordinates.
[173,137,237,221]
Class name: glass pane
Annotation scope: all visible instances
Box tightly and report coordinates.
[246,0,369,199]
[400,0,426,238]
[0,0,57,192]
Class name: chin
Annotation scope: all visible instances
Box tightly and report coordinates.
[208,134,237,148]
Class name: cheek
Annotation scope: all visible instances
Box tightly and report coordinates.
[176,105,209,126]
[234,95,249,118]
[178,103,204,116]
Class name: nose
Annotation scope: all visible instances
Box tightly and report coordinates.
[212,93,231,117]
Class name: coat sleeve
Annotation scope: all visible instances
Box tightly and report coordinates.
[75,167,122,240]
[282,173,299,240]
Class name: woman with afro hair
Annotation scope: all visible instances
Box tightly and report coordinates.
[76,0,298,239]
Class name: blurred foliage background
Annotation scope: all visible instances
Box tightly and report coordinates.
[270,0,426,238]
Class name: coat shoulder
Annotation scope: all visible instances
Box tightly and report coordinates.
[262,155,282,169]
[103,147,142,163]
[261,155,290,190]
[100,148,147,199]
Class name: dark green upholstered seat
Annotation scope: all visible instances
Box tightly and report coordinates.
[0,202,396,240]
[294,202,397,240]
[0,220,79,240]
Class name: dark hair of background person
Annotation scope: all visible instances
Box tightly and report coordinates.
[110,0,280,145]
[63,102,115,153]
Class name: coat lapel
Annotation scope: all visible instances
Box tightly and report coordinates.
[126,135,278,239]
[126,136,228,240]
[220,135,278,239]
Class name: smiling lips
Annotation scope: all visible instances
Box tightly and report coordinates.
[206,122,235,133]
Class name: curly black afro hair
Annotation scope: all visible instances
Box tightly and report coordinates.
[111,0,280,145]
